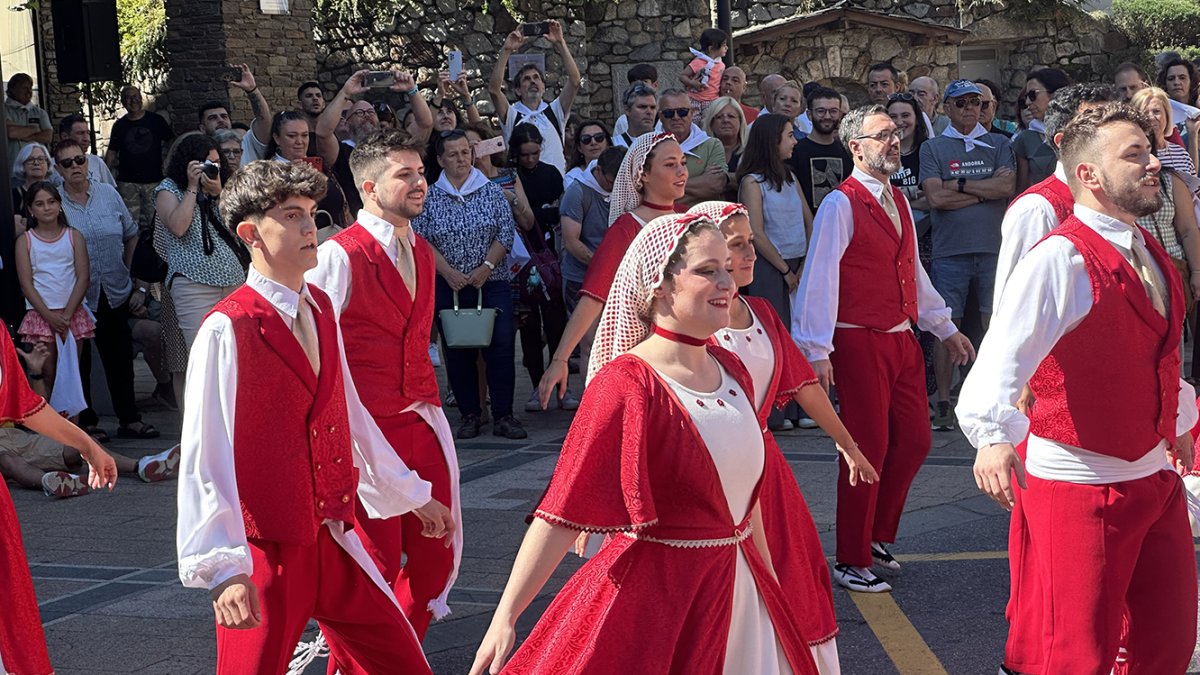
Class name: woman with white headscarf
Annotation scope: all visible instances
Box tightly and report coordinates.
[691,200,876,674]
[470,212,819,675]
[536,131,688,407]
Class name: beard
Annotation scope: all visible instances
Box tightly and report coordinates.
[1101,172,1162,218]
[813,118,837,135]
[382,190,426,219]
[864,146,900,175]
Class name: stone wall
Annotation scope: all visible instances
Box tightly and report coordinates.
[160,0,319,135]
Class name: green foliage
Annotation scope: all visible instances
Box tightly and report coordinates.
[1112,0,1200,50]
[117,0,168,88]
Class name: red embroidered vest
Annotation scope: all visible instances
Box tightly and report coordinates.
[834,177,918,329]
[1019,174,1073,224]
[332,223,440,416]
[1027,217,1183,460]
[210,284,358,545]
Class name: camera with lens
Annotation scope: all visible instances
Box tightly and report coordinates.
[201,160,220,179]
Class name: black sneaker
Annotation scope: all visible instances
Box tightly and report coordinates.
[493,415,528,439]
[457,414,481,439]
[931,400,955,431]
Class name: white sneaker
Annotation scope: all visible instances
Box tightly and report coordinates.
[831,563,892,593]
[524,390,543,413]
[871,541,901,570]
[138,445,181,483]
[796,416,819,429]
[428,343,442,367]
[559,388,580,411]
[42,471,89,499]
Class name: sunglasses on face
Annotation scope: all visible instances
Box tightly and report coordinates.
[1023,89,1046,103]
[57,155,87,168]
[578,132,607,145]
[661,108,691,119]
[439,129,467,139]
[952,97,982,109]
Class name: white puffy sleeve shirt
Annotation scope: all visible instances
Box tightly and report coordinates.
[791,167,957,363]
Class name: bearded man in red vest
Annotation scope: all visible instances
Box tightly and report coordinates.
[960,103,1199,674]
[792,105,975,593]
[991,82,1119,675]
[177,160,453,674]
[307,129,461,638]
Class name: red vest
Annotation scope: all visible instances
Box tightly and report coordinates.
[834,177,918,329]
[1019,174,1073,224]
[210,284,358,545]
[1028,216,1183,460]
[332,223,440,416]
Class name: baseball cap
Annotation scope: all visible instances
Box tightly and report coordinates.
[943,79,982,101]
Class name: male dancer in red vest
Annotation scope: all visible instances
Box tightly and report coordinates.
[960,103,1198,674]
[793,105,975,592]
[307,129,460,637]
[990,82,1118,675]
[177,160,454,674]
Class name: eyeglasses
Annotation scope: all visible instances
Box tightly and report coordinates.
[222,147,243,157]
[951,97,983,109]
[23,156,48,165]
[811,107,841,118]
[888,92,916,104]
[348,108,377,119]
[578,132,606,145]
[57,155,87,168]
[661,108,691,119]
[1023,89,1046,103]
[852,129,904,143]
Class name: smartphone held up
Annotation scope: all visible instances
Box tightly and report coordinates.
[521,21,550,37]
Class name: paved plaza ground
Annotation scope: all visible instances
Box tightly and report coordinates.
[16,357,1200,674]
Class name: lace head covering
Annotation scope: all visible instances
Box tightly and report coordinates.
[687,201,749,228]
[608,131,676,226]
[587,212,717,383]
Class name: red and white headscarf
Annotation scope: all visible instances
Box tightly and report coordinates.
[587,212,718,383]
[687,201,749,228]
[608,131,676,226]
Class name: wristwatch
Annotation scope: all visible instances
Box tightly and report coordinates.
[482,260,496,271]
[956,177,966,193]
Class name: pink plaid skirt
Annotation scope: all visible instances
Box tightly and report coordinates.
[18,307,96,343]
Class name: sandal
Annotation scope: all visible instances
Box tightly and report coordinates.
[117,422,160,439]
[83,425,110,443]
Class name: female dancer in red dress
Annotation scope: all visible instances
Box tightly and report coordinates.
[0,328,116,674]
[470,213,818,675]
[537,131,689,408]
[690,200,877,673]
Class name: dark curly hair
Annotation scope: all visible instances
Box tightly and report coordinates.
[165,133,227,188]
[222,160,327,232]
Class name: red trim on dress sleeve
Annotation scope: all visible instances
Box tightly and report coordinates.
[533,358,658,531]
[773,378,820,412]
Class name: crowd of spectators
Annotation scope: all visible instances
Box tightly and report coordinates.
[6,27,1200,448]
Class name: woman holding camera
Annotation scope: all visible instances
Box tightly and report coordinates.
[153,134,248,352]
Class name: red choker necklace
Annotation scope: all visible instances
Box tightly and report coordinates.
[653,325,708,346]
[641,200,676,212]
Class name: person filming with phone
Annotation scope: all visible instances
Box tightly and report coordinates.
[488,19,582,176]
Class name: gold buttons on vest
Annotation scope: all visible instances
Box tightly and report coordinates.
[315,463,322,471]
[328,425,337,434]
[334,457,343,464]
[341,495,350,504]
[311,428,318,438]
[317,499,326,509]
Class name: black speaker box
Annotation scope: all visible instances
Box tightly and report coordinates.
[52,0,122,84]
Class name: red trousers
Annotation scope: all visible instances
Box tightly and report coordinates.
[215,527,430,675]
[354,412,454,639]
[1005,440,1045,675]
[1020,471,1197,674]
[829,328,931,567]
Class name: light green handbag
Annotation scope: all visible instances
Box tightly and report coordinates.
[439,289,498,348]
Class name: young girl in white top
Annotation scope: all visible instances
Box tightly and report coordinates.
[14,181,94,401]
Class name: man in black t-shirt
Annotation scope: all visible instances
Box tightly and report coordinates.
[786,86,852,211]
[105,86,175,231]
